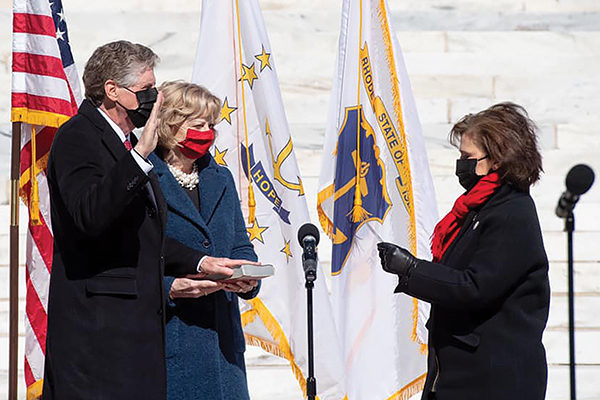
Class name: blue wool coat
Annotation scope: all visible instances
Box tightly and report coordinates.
[150,153,259,400]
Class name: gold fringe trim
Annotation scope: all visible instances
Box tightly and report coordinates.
[242,298,320,399]
[11,108,70,129]
[376,0,422,347]
[240,308,258,326]
[375,1,416,255]
[411,297,428,354]
[386,373,427,400]
[27,379,44,400]
[244,333,290,360]
[410,297,419,343]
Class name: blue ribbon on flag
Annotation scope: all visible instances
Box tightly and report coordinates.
[241,144,291,224]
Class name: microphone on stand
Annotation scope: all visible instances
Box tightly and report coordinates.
[555,163,595,400]
[555,164,595,218]
[297,222,320,400]
[298,223,320,283]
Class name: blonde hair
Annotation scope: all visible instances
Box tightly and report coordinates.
[156,80,221,151]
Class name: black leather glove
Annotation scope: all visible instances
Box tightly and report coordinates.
[377,242,419,277]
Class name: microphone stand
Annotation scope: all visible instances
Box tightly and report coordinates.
[304,267,317,400]
[565,212,576,400]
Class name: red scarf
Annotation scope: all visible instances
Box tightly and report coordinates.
[431,172,502,262]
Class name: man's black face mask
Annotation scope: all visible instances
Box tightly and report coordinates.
[120,87,158,128]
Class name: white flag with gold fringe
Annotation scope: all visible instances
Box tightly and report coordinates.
[317,0,439,399]
[192,1,345,399]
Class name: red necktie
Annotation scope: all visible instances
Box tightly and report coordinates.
[124,136,133,151]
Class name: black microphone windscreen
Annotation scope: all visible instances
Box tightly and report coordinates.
[298,223,320,246]
[566,164,595,195]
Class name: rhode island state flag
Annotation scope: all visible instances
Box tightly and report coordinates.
[192,1,345,399]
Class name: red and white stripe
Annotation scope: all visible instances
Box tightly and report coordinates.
[20,126,55,391]
[12,0,81,393]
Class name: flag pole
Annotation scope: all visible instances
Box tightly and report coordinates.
[10,121,22,400]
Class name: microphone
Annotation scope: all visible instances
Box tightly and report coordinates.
[298,223,320,282]
[555,164,595,218]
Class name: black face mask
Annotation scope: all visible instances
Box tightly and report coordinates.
[455,155,488,191]
[119,87,158,128]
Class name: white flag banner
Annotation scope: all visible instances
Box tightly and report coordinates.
[192,1,345,399]
[317,0,438,399]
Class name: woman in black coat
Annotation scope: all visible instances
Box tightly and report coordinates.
[378,103,550,400]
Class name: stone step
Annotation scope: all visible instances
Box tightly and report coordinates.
[545,329,600,364]
[547,364,600,400]
[547,295,600,330]
[549,262,600,295]
[0,364,598,400]
[2,300,599,338]
[8,0,600,13]
[0,343,597,400]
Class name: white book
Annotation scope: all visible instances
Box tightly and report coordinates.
[205,264,274,281]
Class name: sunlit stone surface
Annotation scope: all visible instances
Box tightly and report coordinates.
[0,0,598,398]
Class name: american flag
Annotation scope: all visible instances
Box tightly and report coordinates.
[11,0,81,397]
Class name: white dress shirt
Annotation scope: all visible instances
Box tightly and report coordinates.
[97,107,206,274]
[96,107,156,206]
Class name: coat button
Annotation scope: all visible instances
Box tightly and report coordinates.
[157,308,163,315]
[203,240,211,248]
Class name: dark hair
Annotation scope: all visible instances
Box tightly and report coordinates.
[449,102,543,191]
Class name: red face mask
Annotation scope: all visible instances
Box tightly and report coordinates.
[178,128,215,159]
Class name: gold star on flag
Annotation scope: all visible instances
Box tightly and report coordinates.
[254,45,272,72]
[280,240,293,263]
[241,63,259,89]
[220,97,237,124]
[247,218,268,244]
[214,147,228,166]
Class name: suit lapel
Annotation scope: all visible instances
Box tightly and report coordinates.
[148,171,167,229]
[79,100,129,162]
[100,125,129,162]
[149,153,210,235]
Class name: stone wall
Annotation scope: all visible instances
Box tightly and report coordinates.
[0,0,598,398]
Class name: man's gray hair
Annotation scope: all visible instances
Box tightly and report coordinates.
[82,40,159,106]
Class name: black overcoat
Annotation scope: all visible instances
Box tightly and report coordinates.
[401,184,550,400]
[42,100,203,400]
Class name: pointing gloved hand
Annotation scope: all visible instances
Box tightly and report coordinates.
[377,242,419,277]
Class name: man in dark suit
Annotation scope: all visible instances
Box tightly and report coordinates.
[42,40,246,400]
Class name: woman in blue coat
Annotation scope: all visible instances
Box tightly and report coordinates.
[150,80,260,399]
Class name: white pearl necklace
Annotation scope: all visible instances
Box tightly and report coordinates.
[167,162,199,190]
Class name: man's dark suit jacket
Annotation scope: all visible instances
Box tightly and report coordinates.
[400,184,550,400]
[42,99,205,400]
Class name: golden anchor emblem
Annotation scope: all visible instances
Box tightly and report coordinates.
[265,119,305,196]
